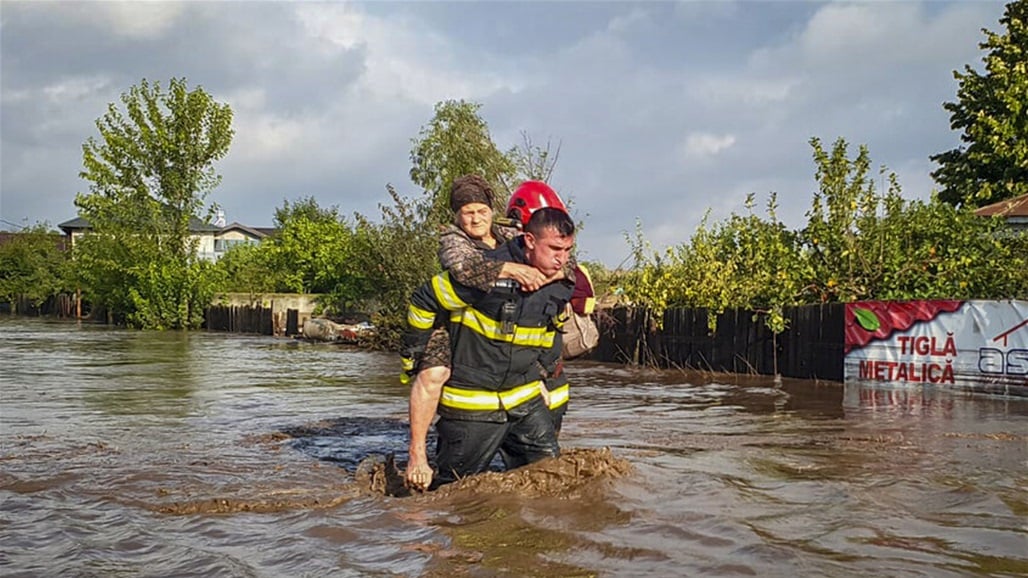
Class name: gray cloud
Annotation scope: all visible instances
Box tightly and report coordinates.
[0,1,1008,266]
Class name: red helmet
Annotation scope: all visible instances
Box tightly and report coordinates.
[506,181,567,226]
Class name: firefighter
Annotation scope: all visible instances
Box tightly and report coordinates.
[403,205,576,490]
[505,182,597,435]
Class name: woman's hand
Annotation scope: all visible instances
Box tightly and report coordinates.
[500,262,548,291]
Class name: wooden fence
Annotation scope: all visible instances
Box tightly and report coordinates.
[5,296,845,381]
[590,304,846,381]
[204,305,274,335]
[0,294,78,317]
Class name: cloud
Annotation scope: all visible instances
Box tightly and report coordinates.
[0,1,1011,266]
[12,1,186,40]
[294,3,516,106]
[680,132,737,160]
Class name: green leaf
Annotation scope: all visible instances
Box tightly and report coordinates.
[853,307,880,332]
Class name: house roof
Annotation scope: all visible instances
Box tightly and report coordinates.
[974,193,1028,218]
[58,216,91,231]
[220,221,273,239]
[59,215,222,234]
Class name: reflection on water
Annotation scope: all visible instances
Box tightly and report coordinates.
[1,317,1026,577]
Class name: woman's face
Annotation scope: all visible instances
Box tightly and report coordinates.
[457,202,494,240]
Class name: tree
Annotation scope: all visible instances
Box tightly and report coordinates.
[351,185,440,348]
[508,131,561,184]
[263,197,367,300]
[804,137,1025,302]
[75,78,233,328]
[0,225,71,309]
[931,0,1028,208]
[212,242,276,297]
[409,100,517,226]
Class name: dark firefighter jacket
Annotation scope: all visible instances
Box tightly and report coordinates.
[402,237,574,422]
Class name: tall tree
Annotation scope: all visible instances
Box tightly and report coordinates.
[75,78,233,328]
[931,0,1028,208]
[409,100,516,226]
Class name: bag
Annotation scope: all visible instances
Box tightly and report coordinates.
[561,302,599,359]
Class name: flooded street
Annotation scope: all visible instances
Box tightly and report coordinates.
[1,317,1025,577]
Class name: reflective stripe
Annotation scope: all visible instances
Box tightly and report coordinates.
[576,264,596,314]
[401,357,415,371]
[432,273,468,311]
[555,309,567,329]
[440,380,543,411]
[450,308,554,348]
[547,383,569,409]
[407,305,435,330]
[582,296,596,315]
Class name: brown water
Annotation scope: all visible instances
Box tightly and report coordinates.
[1,317,1025,577]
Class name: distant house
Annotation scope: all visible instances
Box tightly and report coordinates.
[213,222,275,257]
[974,193,1028,232]
[58,214,273,261]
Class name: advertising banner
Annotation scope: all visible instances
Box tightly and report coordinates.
[844,300,1028,397]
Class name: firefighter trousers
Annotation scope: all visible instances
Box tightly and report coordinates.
[431,397,559,488]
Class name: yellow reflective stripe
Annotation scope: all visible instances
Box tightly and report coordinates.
[576,264,596,314]
[401,357,414,371]
[554,313,567,329]
[452,309,554,348]
[582,296,596,315]
[407,305,435,329]
[578,264,593,283]
[432,273,468,311]
[547,383,569,409]
[440,380,543,411]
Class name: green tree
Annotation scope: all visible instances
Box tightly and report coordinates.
[262,197,368,303]
[409,100,517,226]
[803,137,1027,302]
[0,225,71,310]
[75,77,233,328]
[802,137,885,302]
[352,185,440,348]
[931,0,1028,208]
[213,242,276,297]
[618,195,806,332]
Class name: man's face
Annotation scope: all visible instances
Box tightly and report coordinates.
[524,226,574,277]
[457,202,493,240]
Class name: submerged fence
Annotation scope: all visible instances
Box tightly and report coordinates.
[5,296,845,381]
[204,305,274,335]
[591,304,846,382]
[0,294,78,317]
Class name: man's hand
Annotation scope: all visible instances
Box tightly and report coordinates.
[408,369,445,492]
[406,451,434,491]
[501,262,548,291]
[539,382,552,408]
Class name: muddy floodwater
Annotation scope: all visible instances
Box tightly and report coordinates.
[1,318,1026,577]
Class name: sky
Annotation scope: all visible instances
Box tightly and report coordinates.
[0,1,1008,268]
